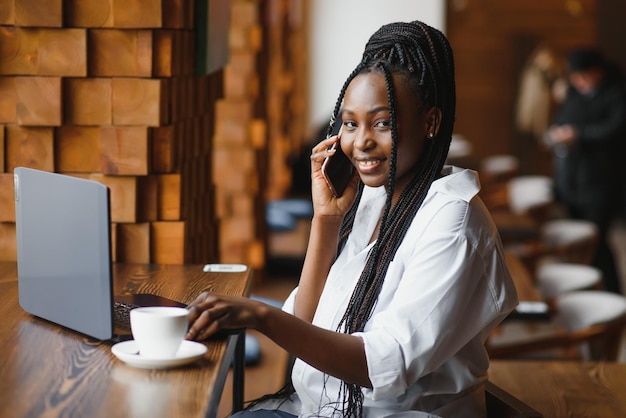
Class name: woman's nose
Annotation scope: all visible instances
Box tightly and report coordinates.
[352,127,375,151]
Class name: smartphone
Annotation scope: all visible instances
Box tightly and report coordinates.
[321,142,354,197]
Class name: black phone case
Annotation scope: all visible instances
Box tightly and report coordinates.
[321,143,354,197]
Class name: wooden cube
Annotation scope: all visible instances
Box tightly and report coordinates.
[213,99,252,144]
[151,221,185,264]
[0,126,4,172]
[246,239,265,269]
[90,174,137,223]
[15,76,61,126]
[0,77,16,124]
[113,0,162,28]
[100,126,149,175]
[156,174,181,220]
[153,30,177,77]
[5,126,54,172]
[0,28,86,76]
[16,0,62,27]
[112,78,166,126]
[0,27,38,75]
[163,0,188,29]
[231,0,258,27]
[0,173,15,222]
[0,1,15,25]
[137,175,158,222]
[0,222,16,262]
[37,29,87,76]
[151,126,176,173]
[220,216,254,242]
[55,126,101,173]
[115,222,150,263]
[110,223,117,263]
[65,0,114,27]
[212,147,255,183]
[63,78,112,125]
[89,29,152,77]
[249,119,266,148]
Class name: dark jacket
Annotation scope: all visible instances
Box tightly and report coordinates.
[552,71,626,221]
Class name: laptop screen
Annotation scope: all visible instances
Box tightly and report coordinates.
[14,167,115,340]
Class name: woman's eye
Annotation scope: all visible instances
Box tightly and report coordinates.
[343,121,357,129]
[375,120,390,128]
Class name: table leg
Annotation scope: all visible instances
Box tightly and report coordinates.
[232,330,245,413]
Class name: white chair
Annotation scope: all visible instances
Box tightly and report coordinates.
[557,291,626,360]
[488,290,626,361]
[540,219,599,265]
[536,262,602,300]
[507,175,554,222]
[514,218,600,275]
[480,154,520,185]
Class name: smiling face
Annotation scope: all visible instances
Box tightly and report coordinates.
[340,71,435,200]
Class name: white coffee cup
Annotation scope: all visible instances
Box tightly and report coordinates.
[130,306,190,359]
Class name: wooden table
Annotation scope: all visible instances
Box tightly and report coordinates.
[489,360,626,417]
[0,262,253,418]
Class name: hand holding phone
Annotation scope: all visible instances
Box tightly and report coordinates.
[321,141,354,198]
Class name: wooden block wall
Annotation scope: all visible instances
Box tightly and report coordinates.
[212,0,264,269]
[0,0,221,264]
[211,0,307,274]
[262,0,307,200]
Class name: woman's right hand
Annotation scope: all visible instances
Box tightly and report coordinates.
[186,291,265,341]
[310,132,359,218]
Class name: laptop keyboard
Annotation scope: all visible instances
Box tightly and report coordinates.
[113,301,139,332]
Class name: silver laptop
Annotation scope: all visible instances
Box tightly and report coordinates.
[14,167,185,341]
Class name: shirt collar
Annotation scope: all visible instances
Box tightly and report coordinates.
[428,165,481,202]
[359,166,480,206]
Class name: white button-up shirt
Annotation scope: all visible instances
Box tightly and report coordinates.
[264,167,518,417]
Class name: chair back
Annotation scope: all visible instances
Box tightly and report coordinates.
[556,291,626,360]
[488,290,626,361]
[507,176,554,223]
[540,219,599,265]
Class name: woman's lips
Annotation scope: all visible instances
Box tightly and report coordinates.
[355,158,385,174]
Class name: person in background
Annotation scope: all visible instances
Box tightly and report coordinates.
[186,20,517,417]
[546,47,626,294]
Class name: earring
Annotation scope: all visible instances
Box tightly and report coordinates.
[428,132,435,139]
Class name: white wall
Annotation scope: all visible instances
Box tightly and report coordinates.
[305,0,445,137]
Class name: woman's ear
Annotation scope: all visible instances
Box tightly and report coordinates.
[425,107,443,138]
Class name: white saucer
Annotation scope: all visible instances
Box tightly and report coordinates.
[112,340,208,369]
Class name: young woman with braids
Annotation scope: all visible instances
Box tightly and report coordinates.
[186,20,517,418]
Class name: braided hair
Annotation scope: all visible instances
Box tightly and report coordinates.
[328,20,456,417]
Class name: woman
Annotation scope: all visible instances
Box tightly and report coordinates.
[186,20,518,417]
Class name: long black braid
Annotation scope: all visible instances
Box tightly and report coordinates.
[327,21,456,417]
